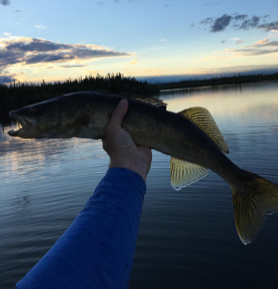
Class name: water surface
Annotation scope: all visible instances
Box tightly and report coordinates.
[1,81,278,288]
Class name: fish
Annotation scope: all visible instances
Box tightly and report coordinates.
[8,91,278,245]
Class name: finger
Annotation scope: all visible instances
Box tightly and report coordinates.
[107,99,129,131]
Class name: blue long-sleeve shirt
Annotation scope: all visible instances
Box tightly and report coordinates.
[16,168,146,289]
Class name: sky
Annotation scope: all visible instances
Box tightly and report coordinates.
[0,0,278,84]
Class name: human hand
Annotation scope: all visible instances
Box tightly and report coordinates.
[102,99,152,182]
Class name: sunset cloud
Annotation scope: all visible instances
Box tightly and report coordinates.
[0,36,130,71]
[230,38,245,44]
[205,39,278,60]
[35,25,48,30]
[256,38,268,45]
[129,59,138,65]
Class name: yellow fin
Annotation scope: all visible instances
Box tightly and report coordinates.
[232,171,278,244]
[170,157,209,191]
[179,107,229,153]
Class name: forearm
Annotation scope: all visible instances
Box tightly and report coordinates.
[16,168,146,289]
[109,154,150,182]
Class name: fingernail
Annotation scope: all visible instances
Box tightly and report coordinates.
[118,99,126,107]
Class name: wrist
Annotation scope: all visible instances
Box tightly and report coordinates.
[109,155,150,182]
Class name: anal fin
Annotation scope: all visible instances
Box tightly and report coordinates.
[170,157,209,191]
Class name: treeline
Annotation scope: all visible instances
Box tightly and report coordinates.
[0,73,159,122]
[158,73,278,90]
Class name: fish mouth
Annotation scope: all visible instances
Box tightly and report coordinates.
[8,111,36,137]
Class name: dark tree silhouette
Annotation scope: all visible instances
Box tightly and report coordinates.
[0,73,159,122]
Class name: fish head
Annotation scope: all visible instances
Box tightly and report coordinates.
[8,98,83,138]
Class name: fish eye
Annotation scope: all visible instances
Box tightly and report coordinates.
[30,106,40,115]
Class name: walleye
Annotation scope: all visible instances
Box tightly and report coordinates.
[8,91,278,244]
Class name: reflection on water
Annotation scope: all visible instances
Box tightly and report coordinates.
[1,81,278,288]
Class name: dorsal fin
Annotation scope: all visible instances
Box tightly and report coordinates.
[120,93,167,109]
[99,91,167,110]
[179,107,229,153]
[130,96,167,110]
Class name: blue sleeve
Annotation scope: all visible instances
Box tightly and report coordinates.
[16,168,146,289]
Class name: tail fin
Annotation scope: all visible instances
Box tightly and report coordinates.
[232,171,278,244]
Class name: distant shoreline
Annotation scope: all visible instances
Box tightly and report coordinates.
[157,73,278,91]
[1,73,278,123]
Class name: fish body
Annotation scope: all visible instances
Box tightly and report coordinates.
[9,92,233,178]
[8,91,278,244]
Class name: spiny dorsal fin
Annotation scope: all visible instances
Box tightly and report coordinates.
[97,91,167,109]
[131,97,167,110]
[119,93,167,110]
[179,107,229,153]
[170,157,209,190]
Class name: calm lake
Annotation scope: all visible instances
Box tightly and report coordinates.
[1,81,278,288]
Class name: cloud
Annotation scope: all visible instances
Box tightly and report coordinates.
[0,36,130,70]
[205,39,278,60]
[98,1,105,5]
[59,65,87,69]
[256,38,268,45]
[34,66,54,72]
[239,16,260,30]
[1,0,10,5]
[200,17,214,25]
[211,14,233,32]
[0,74,16,84]
[35,25,47,30]
[230,38,245,44]
[201,14,272,32]
[203,2,220,6]
[258,21,278,32]
[129,59,138,65]
[3,33,10,36]
[234,47,278,56]
[233,14,248,21]
[251,39,278,48]
[160,38,167,42]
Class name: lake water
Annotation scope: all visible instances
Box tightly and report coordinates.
[1,81,278,288]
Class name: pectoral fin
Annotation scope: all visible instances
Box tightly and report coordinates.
[170,157,209,191]
[178,107,229,153]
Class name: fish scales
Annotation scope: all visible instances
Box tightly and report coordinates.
[7,91,278,245]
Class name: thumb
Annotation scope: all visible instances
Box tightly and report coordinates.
[107,99,129,130]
